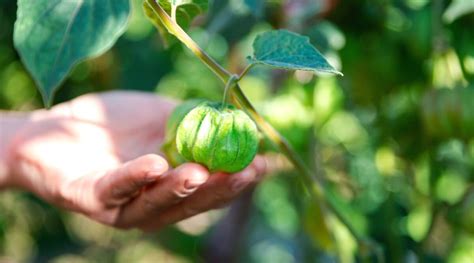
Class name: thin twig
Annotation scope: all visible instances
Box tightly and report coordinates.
[222,75,239,107]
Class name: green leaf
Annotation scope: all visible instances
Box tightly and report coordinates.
[249,29,342,75]
[13,0,130,107]
[143,0,208,47]
[443,0,474,23]
[143,1,175,47]
[163,0,208,28]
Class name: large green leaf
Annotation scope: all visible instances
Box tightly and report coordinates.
[249,29,342,75]
[14,0,130,106]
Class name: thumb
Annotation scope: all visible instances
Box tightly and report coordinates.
[96,154,169,207]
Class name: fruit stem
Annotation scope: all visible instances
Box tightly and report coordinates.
[222,74,239,108]
[146,0,382,258]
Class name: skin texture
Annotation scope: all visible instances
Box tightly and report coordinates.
[0,91,266,231]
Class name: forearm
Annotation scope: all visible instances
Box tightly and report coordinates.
[0,112,29,188]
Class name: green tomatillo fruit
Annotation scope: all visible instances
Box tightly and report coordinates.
[176,101,259,173]
[161,99,205,167]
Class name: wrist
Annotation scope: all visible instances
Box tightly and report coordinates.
[0,112,30,189]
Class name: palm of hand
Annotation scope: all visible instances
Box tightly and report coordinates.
[10,92,264,231]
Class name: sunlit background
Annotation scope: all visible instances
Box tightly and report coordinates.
[1,0,473,262]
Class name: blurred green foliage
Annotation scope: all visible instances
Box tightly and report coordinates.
[1,0,474,262]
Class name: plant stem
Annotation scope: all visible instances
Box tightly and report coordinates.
[221,74,239,107]
[238,63,255,80]
[171,5,177,22]
[145,0,381,258]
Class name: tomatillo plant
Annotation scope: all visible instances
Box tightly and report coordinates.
[143,0,382,258]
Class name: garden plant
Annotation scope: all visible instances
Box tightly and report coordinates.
[1,0,473,262]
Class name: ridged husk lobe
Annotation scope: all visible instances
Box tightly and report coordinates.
[176,102,259,173]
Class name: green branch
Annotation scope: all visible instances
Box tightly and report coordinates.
[145,0,382,259]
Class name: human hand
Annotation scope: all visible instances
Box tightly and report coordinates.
[4,91,266,231]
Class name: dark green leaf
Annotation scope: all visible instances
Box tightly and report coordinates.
[249,29,342,75]
[13,0,130,106]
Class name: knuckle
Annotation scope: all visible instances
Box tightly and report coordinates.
[129,154,168,177]
[130,175,146,190]
[109,186,122,198]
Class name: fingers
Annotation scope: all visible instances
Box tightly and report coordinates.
[114,163,209,229]
[250,155,267,181]
[95,154,169,207]
[139,157,266,231]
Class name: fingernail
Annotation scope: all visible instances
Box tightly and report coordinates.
[180,164,209,189]
[184,173,207,189]
[184,178,205,189]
